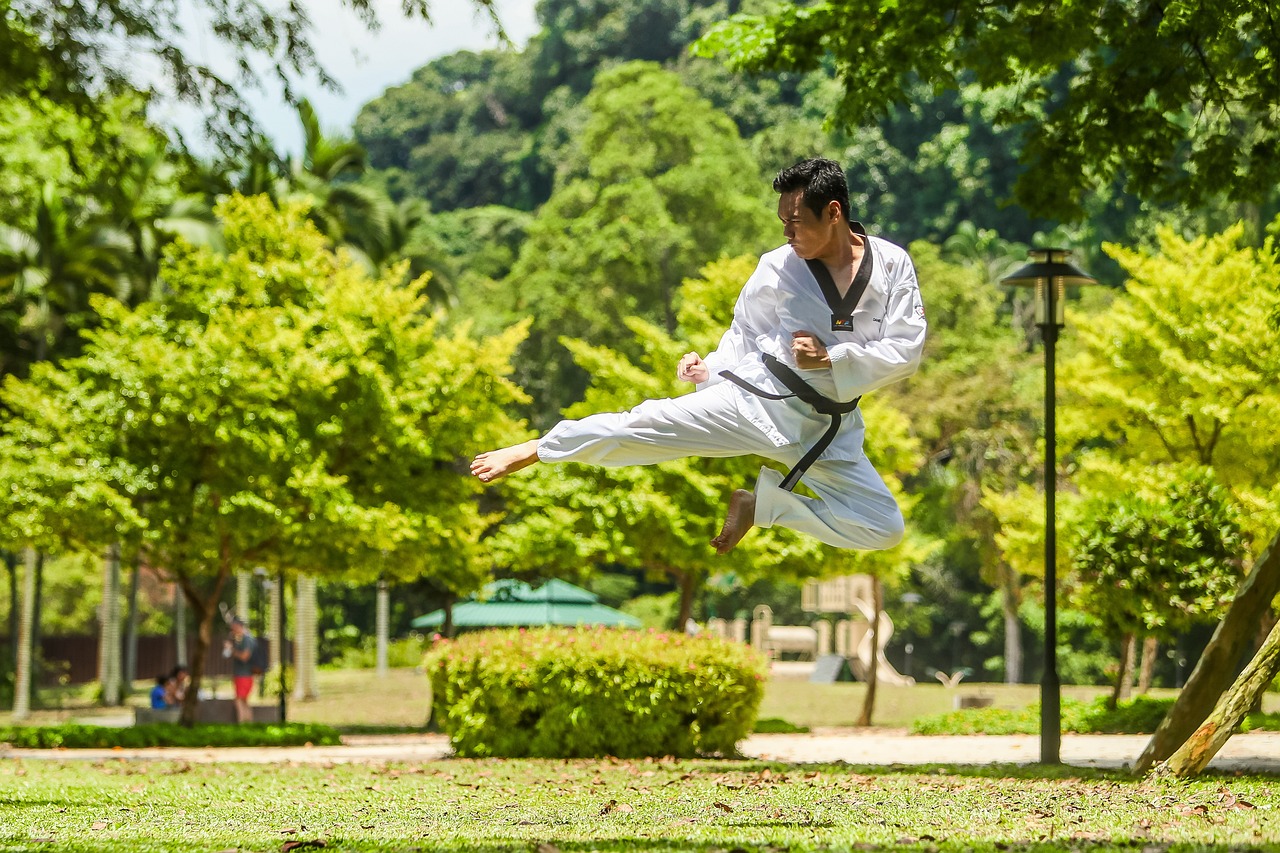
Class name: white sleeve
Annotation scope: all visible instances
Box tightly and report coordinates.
[696,259,776,389]
[826,251,926,401]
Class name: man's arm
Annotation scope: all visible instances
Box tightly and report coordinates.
[824,250,926,401]
[688,258,775,388]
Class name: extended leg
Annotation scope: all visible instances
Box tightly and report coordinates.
[753,458,904,550]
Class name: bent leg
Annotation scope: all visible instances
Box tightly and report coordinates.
[537,384,779,467]
[753,457,904,550]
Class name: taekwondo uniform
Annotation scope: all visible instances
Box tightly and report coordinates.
[536,233,927,550]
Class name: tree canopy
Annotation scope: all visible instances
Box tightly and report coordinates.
[695,0,1280,218]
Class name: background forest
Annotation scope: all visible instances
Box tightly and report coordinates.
[2,0,1280,712]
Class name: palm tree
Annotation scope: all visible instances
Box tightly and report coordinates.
[106,143,220,305]
[0,183,132,370]
[286,99,396,266]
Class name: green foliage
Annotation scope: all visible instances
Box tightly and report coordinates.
[1072,469,1247,641]
[0,195,527,716]
[505,61,775,419]
[696,0,1280,217]
[1064,224,1280,542]
[752,717,809,734]
[0,722,340,748]
[322,634,429,671]
[911,696,1173,736]
[425,627,766,758]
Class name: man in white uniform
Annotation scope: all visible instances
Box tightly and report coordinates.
[472,158,926,555]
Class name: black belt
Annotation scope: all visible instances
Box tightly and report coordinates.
[719,353,860,491]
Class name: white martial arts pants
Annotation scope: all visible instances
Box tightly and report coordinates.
[536,383,905,551]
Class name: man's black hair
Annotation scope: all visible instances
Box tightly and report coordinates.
[773,158,852,223]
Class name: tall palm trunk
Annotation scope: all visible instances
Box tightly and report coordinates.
[98,543,123,705]
[11,548,38,720]
[375,579,390,677]
[123,555,142,688]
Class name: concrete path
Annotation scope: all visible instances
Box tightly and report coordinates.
[4,730,1280,772]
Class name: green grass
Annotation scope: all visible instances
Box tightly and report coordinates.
[0,757,1276,851]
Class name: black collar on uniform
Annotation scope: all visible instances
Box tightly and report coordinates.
[805,222,873,332]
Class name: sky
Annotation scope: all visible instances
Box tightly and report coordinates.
[155,0,540,154]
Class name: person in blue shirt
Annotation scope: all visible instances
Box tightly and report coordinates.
[149,674,172,709]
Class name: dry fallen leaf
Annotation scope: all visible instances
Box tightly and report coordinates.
[535,843,560,853]
[90,822,109,831]
[280,840,326,852]
[713,802,734,813]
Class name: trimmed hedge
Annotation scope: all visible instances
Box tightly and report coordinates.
[0,722,342,749]
[425,627,767,758]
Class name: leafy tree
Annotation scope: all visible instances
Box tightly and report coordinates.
[695,0,1280,218]
[506,61,775,423]
[0,195,526,723]
[2,0,500,149]
[1063,224,1280,540]
[1072,470,1248,708]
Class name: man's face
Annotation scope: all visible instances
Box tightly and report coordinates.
[231,623,244,638]
[777,190,838,259]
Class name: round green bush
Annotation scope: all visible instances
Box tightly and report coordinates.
[425,627,767,758]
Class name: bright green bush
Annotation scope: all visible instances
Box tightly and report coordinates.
[425,627,767,758]
[910,697,1170,736]
[0,722,341,748]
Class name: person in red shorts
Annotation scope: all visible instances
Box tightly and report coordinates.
[224,618,257,723]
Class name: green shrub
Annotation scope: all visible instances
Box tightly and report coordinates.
[323,634,429,670]
[1240,712,1280,732]
[753,717,810,734]
[911,696,1180,736]
[1072,695,1174,734]
[0,722,341,749]
[425,627,766,758]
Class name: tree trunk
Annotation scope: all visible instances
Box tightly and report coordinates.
[123,555,142,688]
[6,551,17,672]
[267,576,282,672]
[857,577,882,727]
[30,552,43,687]
[99,543,122,706]
[1109,633,1135,710]
[1002,572,1022,684]
[375,579,389,677]
[1250,609,1278,714]
[1137,636,1158,694]
[178,564,232,727]
[174,583,188,667]
[11,548,38,720]
[293,575,318,701]
[443,593,455,639]
[1135,530,1280,773]
[1157,616,1280,777]
[236,571,251,622]
[674,569,699,630]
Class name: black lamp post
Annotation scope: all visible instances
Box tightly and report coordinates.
[1000,248,1097,765]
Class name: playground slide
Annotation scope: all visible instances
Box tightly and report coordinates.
[847,606,914,686]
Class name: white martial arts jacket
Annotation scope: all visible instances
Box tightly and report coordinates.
[696,236,926,462]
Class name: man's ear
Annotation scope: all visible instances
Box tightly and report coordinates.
[826,200,843,223]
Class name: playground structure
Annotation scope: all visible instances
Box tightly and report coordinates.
[703,574,914,686]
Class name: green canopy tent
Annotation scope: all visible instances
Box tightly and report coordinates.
[411,579,642,629]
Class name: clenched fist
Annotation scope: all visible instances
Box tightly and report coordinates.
[791,330,830,369]
[677,352,709,384]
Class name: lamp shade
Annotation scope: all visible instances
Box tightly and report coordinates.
[1000,248,1097,289]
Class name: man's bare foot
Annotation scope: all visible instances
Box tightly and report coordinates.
[470,439,540,483]
[711,489,756,555]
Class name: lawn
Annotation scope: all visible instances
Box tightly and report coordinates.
[1,756,1276,852]
[23,668,1280,732]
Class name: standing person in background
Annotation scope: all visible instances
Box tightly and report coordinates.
[225,619,257,723]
